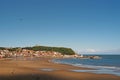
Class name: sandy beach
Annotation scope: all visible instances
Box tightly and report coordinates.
[0,57,120,80]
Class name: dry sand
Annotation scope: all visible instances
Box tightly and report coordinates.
[0,57,120,80]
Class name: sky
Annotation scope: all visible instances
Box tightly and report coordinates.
[0,0,120,54]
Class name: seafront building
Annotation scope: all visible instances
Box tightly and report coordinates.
[0,49,64,58]
[0,49,101,59]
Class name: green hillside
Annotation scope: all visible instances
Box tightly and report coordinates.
[0,46,75,55]
[23,46,75,55]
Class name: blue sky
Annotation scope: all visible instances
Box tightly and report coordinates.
[0,0,120,54]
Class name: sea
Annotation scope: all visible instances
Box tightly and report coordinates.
[53,55,120,76]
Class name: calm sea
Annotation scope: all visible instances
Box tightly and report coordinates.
[53,55,120,76]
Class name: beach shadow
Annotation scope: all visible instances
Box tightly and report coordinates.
[0,74,66,80]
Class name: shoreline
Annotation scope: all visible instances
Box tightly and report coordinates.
[0,57,120,80]
[52,58,120,76]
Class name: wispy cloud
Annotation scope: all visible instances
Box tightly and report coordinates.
[102,49,120,53]
[78,48,120,53]
[79,48,99,53]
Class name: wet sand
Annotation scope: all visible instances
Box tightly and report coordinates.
[0,57,120,80]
